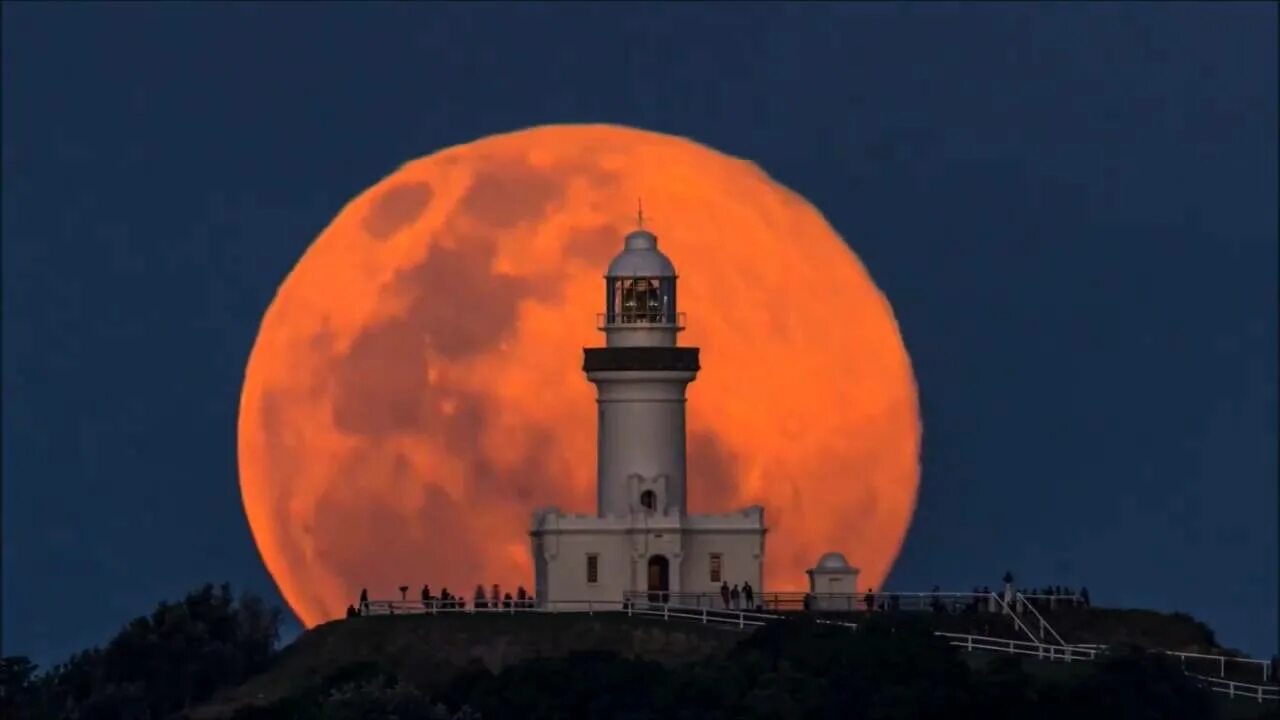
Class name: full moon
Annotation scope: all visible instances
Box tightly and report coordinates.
[238,124,920,627]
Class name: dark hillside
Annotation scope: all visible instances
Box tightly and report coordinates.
[1047,607,1222,652]
[190,613,740,719]
[6,585,1273,720]
[196,613,1260,720]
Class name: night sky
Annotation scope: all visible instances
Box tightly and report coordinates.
[3,3,1275,664]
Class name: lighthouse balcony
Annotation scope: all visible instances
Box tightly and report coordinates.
[597,311,686,331]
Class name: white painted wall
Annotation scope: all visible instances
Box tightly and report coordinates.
[532,510,765,608]
[590,370,697,517]
[681,531,764,598]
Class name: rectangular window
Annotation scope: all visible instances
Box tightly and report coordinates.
[709,553,723,583]
[586,554,599,584]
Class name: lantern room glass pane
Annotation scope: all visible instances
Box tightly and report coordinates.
[607,277,676,324]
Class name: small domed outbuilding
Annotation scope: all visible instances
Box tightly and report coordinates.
[806,552,860,610]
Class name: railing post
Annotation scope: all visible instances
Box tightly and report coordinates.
[663,604,669,620]
[1219,657,1225,678]
[739,612,744,629]
[702,608,707,624]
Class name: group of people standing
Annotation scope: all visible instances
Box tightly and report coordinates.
[719,580,755,610]
[798,576,1093,616]
[469,583,535,610]
[346,583,537,617]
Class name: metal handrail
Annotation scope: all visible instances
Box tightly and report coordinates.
[936,631,1099,662]
[1065,644,1273,683]
[597,312,686,330]
[1169,651,1272,680]
[627,590,1008,614]
[620,591,1067,648]
[1188,674,1280,702]
[985,591,1051,647]
[363,599,599,614]
[1014,592,1069,646]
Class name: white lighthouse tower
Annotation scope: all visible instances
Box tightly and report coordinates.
[531,211,767,608]
[588,216,696,519]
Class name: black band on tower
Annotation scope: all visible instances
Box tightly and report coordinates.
[583,347,700,373]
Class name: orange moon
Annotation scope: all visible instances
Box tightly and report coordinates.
[238,124,920,627]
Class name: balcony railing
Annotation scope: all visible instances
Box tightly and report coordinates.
[598,311,686,330]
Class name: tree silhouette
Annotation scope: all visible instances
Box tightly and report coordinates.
[4,583,281,720]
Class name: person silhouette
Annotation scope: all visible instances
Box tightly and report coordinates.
[720,581,731,609]
[742,581,754,609]
[358,588,369,614]
[730,584,741,610]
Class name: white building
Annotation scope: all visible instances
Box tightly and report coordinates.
[530,219,767,607]
[807,552,861,610]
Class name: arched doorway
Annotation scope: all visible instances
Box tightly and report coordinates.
[647,555,670,604]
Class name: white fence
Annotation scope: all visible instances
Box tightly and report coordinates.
[1190,674,1280,702]
[640,590,1013,614]
[361,597,1275,702]
[1069,642,1273,684]
[609,590,1273,686]
[625,590,1059,649]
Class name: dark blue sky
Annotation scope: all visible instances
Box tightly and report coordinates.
[2,3,1275,664]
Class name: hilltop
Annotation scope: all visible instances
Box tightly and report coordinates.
[4,584,1274,720]
[190,604,1273,720]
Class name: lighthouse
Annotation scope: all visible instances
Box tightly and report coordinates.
[586,219,698,518]
[530,213,767,608]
